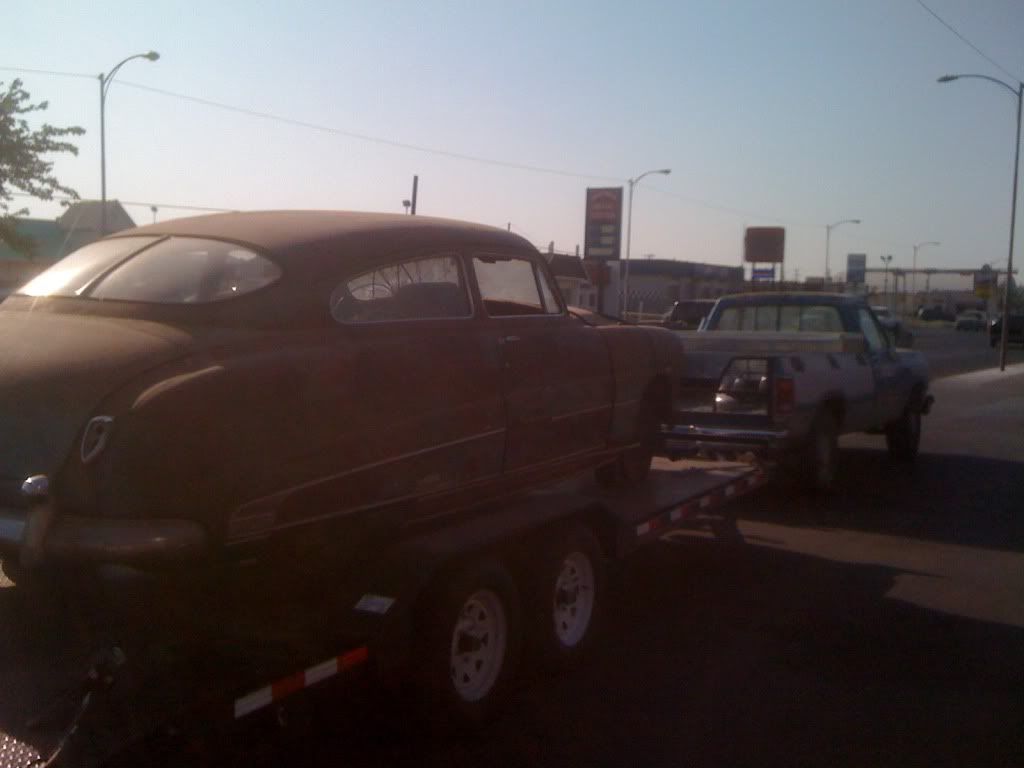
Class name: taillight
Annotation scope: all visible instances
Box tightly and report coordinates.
[774,377,795,418]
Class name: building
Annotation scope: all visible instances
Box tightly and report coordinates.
[0,201,135,294]
[545,253,599,310]
[597,258,745,317]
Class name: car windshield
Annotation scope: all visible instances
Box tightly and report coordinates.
[18,236,281,304]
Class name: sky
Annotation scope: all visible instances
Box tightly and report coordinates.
[3,0,1023,284]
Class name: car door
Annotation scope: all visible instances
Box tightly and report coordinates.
[237,250,506,533]
[470,252,611,473]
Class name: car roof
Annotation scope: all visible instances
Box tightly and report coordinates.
[114,210,535,263]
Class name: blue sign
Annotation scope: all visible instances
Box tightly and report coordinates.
[751,267,775,282]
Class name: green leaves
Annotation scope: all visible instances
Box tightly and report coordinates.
[0,79,85,255]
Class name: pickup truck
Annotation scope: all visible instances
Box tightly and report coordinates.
[662,292,933,490]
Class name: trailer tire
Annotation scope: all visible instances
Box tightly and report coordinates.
[415,557,522,729]
[524,523,605,672]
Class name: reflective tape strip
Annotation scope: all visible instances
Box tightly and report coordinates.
[234,646,369,719]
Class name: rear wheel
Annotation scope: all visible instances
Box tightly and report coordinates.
[793,410,839,493]
[415,558,521,728]
[886,393,922,462]
[524,524,605,671]
[595,400,657,488]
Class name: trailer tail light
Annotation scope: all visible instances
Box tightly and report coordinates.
[774,377,795,418]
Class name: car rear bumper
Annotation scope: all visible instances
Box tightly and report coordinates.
[661,423,790,457]
[0,504,208,568]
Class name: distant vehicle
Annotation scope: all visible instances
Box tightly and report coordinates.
[663,292,933,491]
[871,305,913,347]
[954,310,986,332]
[989,313,1024,348]
[662,299,716,330]
[917,305,955,322]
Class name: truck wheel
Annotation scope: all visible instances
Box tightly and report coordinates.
[524,524,605,671]
[803,410,839,492]
[595,401,656,488]
[886,394,922,462]
[415,558,522,729]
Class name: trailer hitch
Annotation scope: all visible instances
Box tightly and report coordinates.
[27,646,126,768]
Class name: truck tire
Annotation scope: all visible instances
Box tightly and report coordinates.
[415,557,522,729]
[595,401,656,488]
[802,410,839,492]
[523,523,605,671]
[886,393,922,462]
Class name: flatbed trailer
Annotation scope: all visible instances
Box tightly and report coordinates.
[0,458,765,768]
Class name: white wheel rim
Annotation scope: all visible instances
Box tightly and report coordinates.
[449,589,507,702]
[553,551,596,648]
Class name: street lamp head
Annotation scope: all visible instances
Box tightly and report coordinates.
[937,75,958,83]
[850,219,861,224]
[656,168,671,175]
[145,51,160,61]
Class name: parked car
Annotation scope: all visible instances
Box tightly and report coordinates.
[661,299,716,330]
[954,310,986,332]
[917,305,955,322]
[871,305,913,347]
[989,313,1024,348]
[0,212,681,575]
[663,292,933,491]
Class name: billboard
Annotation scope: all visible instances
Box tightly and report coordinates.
[751,267,775,282]
[744,227,785,263]
[846,253,867,284]
[583,188,624,261]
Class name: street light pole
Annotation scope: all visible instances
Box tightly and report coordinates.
[911,241,940,312]
[938,74,1022,371]
[99,51,159,236]
[621,168,671,319]
[824,218,861,282]
[881,254,893,307]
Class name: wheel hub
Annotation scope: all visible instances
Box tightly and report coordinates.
[449,589,507,702]
[552,552,595,648]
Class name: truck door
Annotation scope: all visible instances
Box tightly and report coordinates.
[857,307,906,428]
[471,253,611,472]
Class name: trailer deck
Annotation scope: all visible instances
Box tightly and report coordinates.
[0,458,765,767]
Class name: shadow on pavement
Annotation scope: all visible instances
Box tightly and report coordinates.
[730,448,1024,553]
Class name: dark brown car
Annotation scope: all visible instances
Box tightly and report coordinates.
[0,211,680,573]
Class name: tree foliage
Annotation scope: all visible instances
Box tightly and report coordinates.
[0,79,85,256]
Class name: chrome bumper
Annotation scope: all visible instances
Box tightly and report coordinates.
[662,423,789,456]
[0,507,208,567]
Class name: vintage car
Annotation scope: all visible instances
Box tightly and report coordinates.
[0,212,680,577]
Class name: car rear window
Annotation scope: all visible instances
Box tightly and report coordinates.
[714,304,843,332]
[20,236,281,304]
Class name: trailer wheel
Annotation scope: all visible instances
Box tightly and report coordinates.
[525,524,605,671]
[416,558,521,728]
[795,409,839,493]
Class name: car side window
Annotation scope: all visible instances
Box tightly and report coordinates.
[858,307,887,352]
[330,253,470,323]
[535,266,563,315]
[473,255,558,316]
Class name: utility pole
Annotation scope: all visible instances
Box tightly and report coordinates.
[410,175,418,215]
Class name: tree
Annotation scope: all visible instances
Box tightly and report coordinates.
[0,79,85,257]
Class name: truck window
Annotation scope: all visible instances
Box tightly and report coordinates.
[779,305,801,331]
[755,305,778,330]
[857,307,887,352]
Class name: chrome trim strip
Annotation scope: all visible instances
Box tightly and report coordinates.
[233,427,508,517]
[664,425,788,441]
[550,403,613,423]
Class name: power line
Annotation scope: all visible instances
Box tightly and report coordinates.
[9,191,232,213]
[913,0,1022,82]
[0,65,96,81]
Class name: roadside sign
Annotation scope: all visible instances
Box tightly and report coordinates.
[584,188,624,261]
[974,265,996,298]
[846,253,867,284]
[751,267,775,282]
[744,227,785,263]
